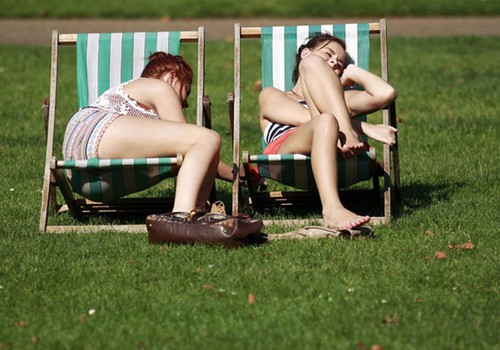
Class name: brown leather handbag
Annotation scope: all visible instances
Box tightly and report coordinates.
[146,211,264,247]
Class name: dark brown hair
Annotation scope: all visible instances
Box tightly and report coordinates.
[141,52,193,87]
[292,32,346,84]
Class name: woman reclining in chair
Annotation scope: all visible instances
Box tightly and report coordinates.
[63,52,232,214]
[259,33,398,229]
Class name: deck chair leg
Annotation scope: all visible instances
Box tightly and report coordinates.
[202,95,217,204]
[392,147,401,203]
[48,174,59,213]
[50,161,80,217]
[40,159,63,231]
[202,95,212,129]
[389,101,401,203]
[382,144,392,224]
[227,92,241,216]
[40,98,55,232]
[39,167,52,232]
[241,151,260,210]
[227,92,235,143]
[372,166,381,200]
[41,98,58,213]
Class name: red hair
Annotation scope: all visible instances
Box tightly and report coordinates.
[141,52,193,87]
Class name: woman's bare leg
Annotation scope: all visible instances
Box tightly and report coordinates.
[98,116,221,213]
[191,151,220,210]
[278,114,370,229]
[298,55,365,156]
[217,161,234,182]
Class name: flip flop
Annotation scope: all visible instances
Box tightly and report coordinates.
[268,225,373,240]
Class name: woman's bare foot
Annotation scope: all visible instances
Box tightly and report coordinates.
[323,207,370,229]
[338,129,367,157]
[362,124,397,146]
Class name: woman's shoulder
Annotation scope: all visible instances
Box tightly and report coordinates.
[126,77,163,89]
[125,77,173,96]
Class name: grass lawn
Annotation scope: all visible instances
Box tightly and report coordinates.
[0,35,499,349]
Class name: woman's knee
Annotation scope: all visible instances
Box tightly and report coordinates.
[313,113,339,133]
[197,128,222,152]
[299,55,326,76]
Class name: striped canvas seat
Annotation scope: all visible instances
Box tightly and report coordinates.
[40,28,207,232]
[57,156,182,202]
[249,151,373,191]
[231,20,400,223]
[261,23,369,93]
[77,31,181,107]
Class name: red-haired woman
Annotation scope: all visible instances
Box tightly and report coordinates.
[63,52,231,214]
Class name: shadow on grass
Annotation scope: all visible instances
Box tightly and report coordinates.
[399,180,465,216]
[46,179,464,231]
[239,189,385,221]
[237,178,466,224]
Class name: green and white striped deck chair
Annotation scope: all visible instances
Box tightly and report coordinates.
[40,28,208,233]
[231,20,400,224]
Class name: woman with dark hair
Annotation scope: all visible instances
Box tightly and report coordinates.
[258,33,398,229]
[63,52,230,214]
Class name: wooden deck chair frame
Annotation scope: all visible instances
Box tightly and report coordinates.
[228,19,400,225]
[40,27,209,233]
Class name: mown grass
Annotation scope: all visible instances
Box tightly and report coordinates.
[0,36,499,349]
[1,0,499,18]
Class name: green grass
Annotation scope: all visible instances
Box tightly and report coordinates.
[1,0,499,18]
[1,37,499,349]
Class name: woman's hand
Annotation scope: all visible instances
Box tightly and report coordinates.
[340,64,357,87]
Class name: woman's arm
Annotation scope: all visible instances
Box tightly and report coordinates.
[125,78,188,123]
[341,65,397,117]
[259,87,311,129]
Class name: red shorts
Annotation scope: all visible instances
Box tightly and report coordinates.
[263,128,297,155]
